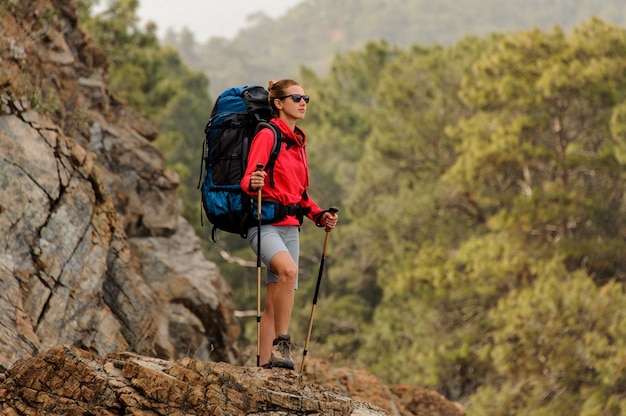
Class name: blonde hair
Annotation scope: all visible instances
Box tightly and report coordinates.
[268,79,301,117]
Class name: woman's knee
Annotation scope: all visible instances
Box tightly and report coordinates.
[280,265,298,285]
[270,252,298,285]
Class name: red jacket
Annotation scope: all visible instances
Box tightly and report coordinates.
[241,118,324,226]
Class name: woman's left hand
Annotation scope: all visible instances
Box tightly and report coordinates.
[322,211,338,229]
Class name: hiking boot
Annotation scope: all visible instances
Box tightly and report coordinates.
[269,334,295,370]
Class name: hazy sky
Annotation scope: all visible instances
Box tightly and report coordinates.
[136,0,304,41]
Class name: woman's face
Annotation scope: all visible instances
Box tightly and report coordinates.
[275,85,308,122]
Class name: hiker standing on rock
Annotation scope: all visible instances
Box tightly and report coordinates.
[241,79,338,369]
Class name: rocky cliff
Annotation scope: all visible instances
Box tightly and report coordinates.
[0,1,464,414]
[0,0,239,368]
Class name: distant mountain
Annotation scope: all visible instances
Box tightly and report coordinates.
[165,0,626,102]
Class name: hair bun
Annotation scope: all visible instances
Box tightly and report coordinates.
[268,80,276,90]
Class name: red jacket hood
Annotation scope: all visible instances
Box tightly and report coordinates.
[270,117,306,147]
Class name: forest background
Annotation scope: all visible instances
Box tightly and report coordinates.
[77,0,626,414]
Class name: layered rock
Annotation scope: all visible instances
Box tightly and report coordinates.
[0,345,389,415]
[0,345,465,416]
[0,0,239,370]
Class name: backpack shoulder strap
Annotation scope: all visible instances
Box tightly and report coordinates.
[255,121,283,188]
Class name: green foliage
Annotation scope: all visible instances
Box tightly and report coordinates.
[313,17,626,413]
[447,18,626,285]
[471,264,626,415]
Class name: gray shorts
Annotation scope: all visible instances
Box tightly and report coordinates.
[247,225,300,288]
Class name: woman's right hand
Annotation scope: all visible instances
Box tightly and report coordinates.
[250,170,266,190]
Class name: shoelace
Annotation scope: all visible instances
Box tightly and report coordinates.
[275,340,292,358]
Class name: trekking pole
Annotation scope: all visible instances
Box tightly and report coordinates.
[300,206,339,373]
[255,163,264,367]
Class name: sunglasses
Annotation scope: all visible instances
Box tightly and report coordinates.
[277,94,310,103]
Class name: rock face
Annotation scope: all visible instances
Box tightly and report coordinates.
[0,0,238,370]
[0,1,465,415]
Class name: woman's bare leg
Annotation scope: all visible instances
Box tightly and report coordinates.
[259,283,276,366]
[259,251,297,366]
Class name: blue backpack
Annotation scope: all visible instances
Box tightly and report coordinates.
[199,86,284,240]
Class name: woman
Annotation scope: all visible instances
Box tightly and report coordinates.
[241,79,338,369]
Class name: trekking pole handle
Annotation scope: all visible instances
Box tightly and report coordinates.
[321,206,338,262]
[325,206,339,232]
[256,164,264,220]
